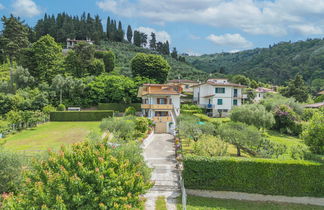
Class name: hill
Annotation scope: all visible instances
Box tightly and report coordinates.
[185,39,324,86]
[99,41,208,81]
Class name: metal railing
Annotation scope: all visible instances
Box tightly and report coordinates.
[180,172,187,210]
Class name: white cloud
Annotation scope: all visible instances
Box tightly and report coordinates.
[289,24,323,35]
[96,0,324,37]
[207,33,253,49]
[136,26,171,43]
[12,0,41,17]
[0,3,4,10]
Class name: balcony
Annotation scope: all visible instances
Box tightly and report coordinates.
[153,116,172,122]
[141,104,173,110]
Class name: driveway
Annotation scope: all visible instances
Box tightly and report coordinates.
[143,134,180,210]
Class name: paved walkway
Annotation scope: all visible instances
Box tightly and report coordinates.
[143,134,180,210]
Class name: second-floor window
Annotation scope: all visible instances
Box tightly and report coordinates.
[233,99,238,106]
[215,88,225,93]
[157,98,167,104]
[217,99,223,105]
[234,89,238,97]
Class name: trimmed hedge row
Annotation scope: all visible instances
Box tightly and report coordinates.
[183,155,324,197]
[98,103,141,112]
[50,111,114,121]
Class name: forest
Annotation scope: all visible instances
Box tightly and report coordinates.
[186,39,324,92]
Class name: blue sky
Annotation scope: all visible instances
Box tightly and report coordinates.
[1,0,324,55]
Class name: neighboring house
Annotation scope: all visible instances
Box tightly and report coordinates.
[192,78,246,117]
[254,87,276,102]
[167,79,199,93]
[167,79,199,103]
[317,90,324,95]
[138,84,182,134]
[304,102,324,109]
[66,38,94,49]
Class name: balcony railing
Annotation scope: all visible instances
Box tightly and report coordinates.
[152,116,172,122]
[141,104,173,110]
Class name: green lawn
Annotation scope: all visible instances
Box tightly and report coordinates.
[177,195,324,210]
[265,130,304,146]
[1,122,101,151]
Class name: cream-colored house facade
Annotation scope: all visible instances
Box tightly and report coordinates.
[193,79,246,117]
[138,84,182,134]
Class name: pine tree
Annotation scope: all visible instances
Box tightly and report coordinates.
[127,25,132,43]
[0,15,30,63]
[149,32,156,50]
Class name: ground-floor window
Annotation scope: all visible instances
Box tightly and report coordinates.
[155,111,169,116]
[233,99,238,105]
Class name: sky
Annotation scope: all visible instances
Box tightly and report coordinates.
[1,0,324,55]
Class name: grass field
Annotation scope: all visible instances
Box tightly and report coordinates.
[1,122,101,151]
[265,130,304,146]
[177,195,324,210]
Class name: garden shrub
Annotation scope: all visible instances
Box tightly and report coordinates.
[57,104,66,111]
[2,140,152,209]
[230,104,275,129]
[100,117,136,141]
[0,150,26,194]
[134,117,151,134]
[302,112,324,154]
[98,103,141,112]
[50,111,113,121]
[183,156,324,197]
[273,104,301,135]
[181,104,202,114]
[124,106,136,116]
[193,135,228,157]
[301,108,318,121]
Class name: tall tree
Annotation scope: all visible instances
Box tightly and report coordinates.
[0,15,29,63]
[126,25,132,43]
[281,74,309,102]
[131,53,171,83]
[133,30,141,47]
[106,16,111,40]
[171,47,178,59]
[31,35,63,82]
[149,32,156,50]
[116,21,124,42]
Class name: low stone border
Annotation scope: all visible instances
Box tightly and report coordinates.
[141,130,155,149]
[186,189,324,206]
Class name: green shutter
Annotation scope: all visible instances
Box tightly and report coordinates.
[217,99,223,105]
[233,99,238,105]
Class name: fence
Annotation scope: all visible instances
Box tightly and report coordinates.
[179,171,187,210]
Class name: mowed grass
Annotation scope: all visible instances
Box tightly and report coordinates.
[2,122,101,151]
[177,195,324,210]
[266,130,304,146]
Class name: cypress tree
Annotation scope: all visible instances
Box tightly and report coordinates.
[149,32,156,50]
[127,25,132,43]
[106,16,111,40]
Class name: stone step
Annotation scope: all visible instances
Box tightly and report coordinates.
[151,173,179,181]
[153,180,180,186]
[150,185,181,192]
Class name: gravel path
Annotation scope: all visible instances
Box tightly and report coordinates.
[143,134,180,210]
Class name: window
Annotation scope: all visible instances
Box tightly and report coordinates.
[155,111,168,117]
[215,88,225,93]
[157,98,167,104]
[217,99,223,105]
[234,89,238,97]
[233,99,238,106]
[185,85,189,88]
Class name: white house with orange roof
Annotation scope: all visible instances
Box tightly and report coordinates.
[138,84,182,133]
[254,87,276,102]
[192,78,246,117]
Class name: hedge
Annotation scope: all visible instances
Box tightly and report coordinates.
[183,155,324,197]
[98,103,141,112]
[50,111,114,121]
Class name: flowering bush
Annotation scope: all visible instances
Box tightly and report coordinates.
[273,104,301,135]
[2,141,152,209]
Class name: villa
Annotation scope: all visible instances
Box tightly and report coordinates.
[254,87,276,102]
[138,84,182,133]
[192,78,246,117]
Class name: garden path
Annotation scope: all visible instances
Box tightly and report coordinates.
[143,134,180,210]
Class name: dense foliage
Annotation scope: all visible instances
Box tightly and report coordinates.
[230,104,275,129]
[192,135,228,157]
[131,53,171,83]
[302,112,324,154]
[186,39,324,89]
[183,156,324,197]
[98,103,141,112]
[2,140,152,209]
